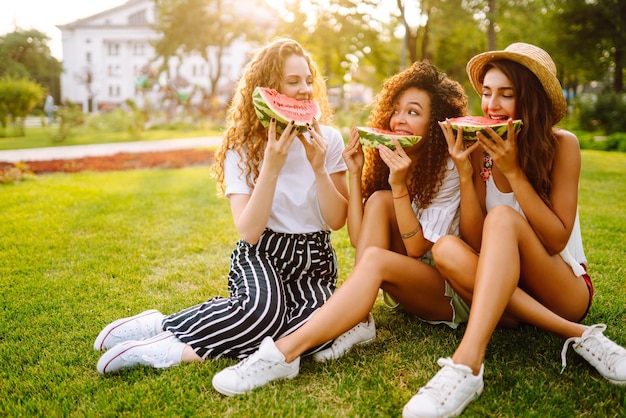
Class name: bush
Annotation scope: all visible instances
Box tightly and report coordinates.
[54,100,86,141]
[0,76,45,136]
[577,92,626,134]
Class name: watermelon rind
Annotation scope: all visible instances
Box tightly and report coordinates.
[447,117,523,141]
[356,127,422,149]
[253,87,321,134]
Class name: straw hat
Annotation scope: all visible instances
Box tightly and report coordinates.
[466,43,567,123]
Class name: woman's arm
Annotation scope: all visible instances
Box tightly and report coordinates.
[378,139,432,258]
[300,121,348,231]
[440,120,485,252]
[480,122,580,254]
[230,120,300,245]
[344,126,366,246]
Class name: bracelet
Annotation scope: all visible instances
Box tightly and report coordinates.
[393,192,409,200]
[401,223,422,239]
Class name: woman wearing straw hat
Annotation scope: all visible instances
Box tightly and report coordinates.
[402,43,626,417]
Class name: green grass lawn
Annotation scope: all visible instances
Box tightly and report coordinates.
[0,150,624,417]
[0,125,222,151]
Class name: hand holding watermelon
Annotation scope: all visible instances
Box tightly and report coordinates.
[476,118,521,178]
[377,137,412,189]
[263,118,301,173]
[298,119,328,173]
[342,126,365,174]
[439,119,479,180]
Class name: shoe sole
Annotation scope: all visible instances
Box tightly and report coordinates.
[96,332,173,374]
[212,370,299,396]
[93,309,161,351]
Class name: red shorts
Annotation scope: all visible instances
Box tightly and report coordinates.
[578,263,594,322]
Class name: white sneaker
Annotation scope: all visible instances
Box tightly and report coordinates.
[561,323,626,385]
[94,309,165,351]
[212,337,300,396]
[313,313,376,362]
[96,331,186,374]
[402,357,484,418]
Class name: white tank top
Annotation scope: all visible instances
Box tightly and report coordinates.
[485,175,587,277]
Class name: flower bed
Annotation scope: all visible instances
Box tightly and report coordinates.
[0,149,214,174]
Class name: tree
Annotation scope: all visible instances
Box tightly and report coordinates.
[273,0,401,88]
[152,0,266,100]
[0,29,61,102]
[555,0,625,93]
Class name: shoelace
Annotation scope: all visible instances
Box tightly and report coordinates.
[418,358,464,405]
[232,353,268,378]
[561,324,608,373]
[142,355,174,369]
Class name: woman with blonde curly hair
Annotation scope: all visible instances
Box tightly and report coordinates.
[93,38,348,374]
[211,60,470,396]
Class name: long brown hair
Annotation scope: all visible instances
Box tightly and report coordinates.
[362,61,468,208]
[213,38,332,194]
[479,60,557,205]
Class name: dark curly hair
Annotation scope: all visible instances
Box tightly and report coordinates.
[362,61,468,208]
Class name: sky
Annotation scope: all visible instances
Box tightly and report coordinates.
[0,0,127,60]
[0,0,407,61]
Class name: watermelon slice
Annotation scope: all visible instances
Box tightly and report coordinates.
[356,127,422,149]
[253,87,321,133]
[446,116,523,141]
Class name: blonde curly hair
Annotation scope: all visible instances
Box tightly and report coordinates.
[213,38,332,194]
[362,61,468,208]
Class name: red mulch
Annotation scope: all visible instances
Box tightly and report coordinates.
[0,149,215,174]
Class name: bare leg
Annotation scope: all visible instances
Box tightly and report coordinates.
[276,246,453,363]
[433,206,589,374]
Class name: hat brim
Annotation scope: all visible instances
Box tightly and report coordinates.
[466,50,567,123]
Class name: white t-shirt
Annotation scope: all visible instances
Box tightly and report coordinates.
[224,125,347,234]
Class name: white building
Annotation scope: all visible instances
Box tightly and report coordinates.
[58,0,273,113]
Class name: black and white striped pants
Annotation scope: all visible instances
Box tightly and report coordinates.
[162,229,338,359]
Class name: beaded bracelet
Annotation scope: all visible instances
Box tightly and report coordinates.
[401,223,422,239]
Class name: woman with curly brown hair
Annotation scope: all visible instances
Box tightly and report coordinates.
[93,38,349,374]
[211,60,470,396]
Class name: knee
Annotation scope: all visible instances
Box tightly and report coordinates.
[357,246,388,272]
[432,235,463,271]
[484,205,523,230]
[364,190,393,214]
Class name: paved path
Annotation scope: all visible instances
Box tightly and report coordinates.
[0,136,223,163]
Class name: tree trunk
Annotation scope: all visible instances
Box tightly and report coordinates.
[488,0,496,50]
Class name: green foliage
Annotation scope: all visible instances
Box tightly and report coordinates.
[153,0,262,97]
[0,29,61,101]
[0,76,45,136]
[577,92,626,135]
[0,153,624,416]
[54,100,86,142]
[272,0,402,87]
[554,0,626,93]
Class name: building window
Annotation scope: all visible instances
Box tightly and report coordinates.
[109,85,121,97]
[128,10,147,25]
[107,65,122,77]
[133,43,145,56]
[86,52,91,63]
[108,43,120,56]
